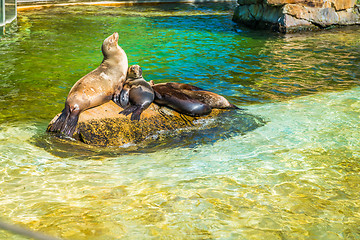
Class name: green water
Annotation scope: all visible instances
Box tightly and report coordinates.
[1,3,360,239]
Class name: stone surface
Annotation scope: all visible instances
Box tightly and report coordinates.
[337,7,360,24]
[233,0,360,32]
[283,5,341,27]
[47,101,229,146]
[266,0,304,6]
[331,0,356,10]
[278,13,315,32]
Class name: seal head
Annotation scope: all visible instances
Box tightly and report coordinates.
[114,65,155,121]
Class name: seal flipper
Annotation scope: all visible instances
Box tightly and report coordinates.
[47,104,79,137]
[46,108,69,132]
[60,109,79,137]
[130,106,143,121]
[119,105,138,117]
[119,105,145,121]
[47,105,70,133]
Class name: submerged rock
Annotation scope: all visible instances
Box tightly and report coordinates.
[47,101,229,146]
[233,0,360,33]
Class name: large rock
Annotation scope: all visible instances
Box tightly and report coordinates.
[331,0,357,10]
[47,101,229,146]
[233,0,360,33]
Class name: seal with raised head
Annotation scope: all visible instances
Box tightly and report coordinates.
[150,82,238,117]
[114,65,154,121]
[47,32,128,137]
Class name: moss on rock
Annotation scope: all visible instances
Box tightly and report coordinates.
[47,101,225,147]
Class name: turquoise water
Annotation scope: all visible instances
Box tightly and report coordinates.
[0,3,360,239]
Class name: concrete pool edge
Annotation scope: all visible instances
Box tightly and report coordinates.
[17,0,237,11]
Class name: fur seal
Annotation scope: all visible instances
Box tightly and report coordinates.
[47,32,128,137]
[113,65,154,120]
[150,82,238,117]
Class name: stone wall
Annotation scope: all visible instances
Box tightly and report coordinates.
[233,0,360,32]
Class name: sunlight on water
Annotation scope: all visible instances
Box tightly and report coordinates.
[1,88,360,239]
[0,3,360,239]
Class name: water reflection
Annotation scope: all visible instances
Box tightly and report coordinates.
[252,27,360,100]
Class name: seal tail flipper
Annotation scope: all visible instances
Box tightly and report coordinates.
[60,109,80,137]
[47,104,79,137]
[47,105,70,133]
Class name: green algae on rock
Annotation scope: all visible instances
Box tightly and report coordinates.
[47,101,229,146]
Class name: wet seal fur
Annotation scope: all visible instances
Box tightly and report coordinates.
[47,32,128,137]
[113,65,154,120]
[150,82,238,117]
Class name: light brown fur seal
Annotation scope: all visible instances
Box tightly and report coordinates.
[150,82,238,117]
[48,32,128,137]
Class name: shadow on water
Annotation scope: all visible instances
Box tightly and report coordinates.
[31,109,266,159]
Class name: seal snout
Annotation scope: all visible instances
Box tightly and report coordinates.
[113,32,119,43]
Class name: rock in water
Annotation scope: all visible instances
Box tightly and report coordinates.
[47,101,227,146]
[232,0,360,33]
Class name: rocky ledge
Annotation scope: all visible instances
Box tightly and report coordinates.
[47,101,233,147]
[232,0,360,33]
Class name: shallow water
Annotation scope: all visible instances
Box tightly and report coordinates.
[0,3,360,239]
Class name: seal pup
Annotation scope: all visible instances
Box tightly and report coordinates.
[47,32,128,137]
[114,65,154,121]
[150,82,238,117]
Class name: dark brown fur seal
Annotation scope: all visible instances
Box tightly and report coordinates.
[47,32,128,137]
[114,65,154,120]
[150,82,238,117]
